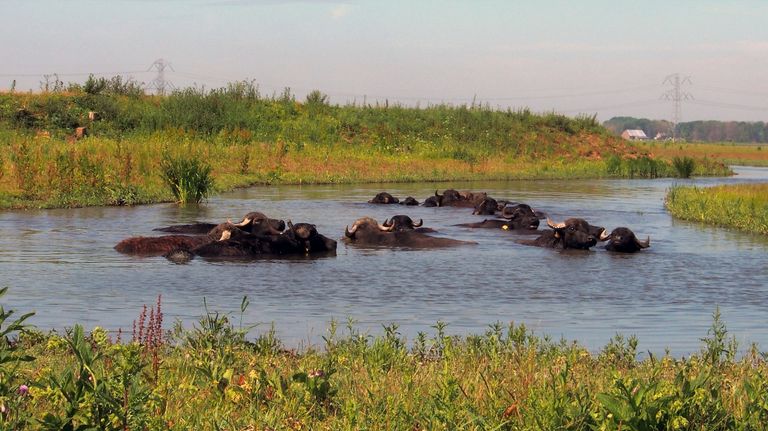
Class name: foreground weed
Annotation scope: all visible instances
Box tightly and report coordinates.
[5,289,768,430]
[0,287,35,429]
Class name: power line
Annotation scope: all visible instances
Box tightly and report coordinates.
[0,70,148,77]
[558,99,665,114]
[170,69,659,102]
[689,99,768,112]
[661,73,693,141]
[696,85,768,98]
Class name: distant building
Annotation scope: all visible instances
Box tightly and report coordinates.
[621,129,648,140]
[654,132,670,141]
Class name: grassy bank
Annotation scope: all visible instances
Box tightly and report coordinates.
[666,183,768,234]
[0,86,731,209]
[3,291,768,430]
[638,141,768,167]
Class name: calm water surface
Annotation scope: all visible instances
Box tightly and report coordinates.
[2,167,768,355]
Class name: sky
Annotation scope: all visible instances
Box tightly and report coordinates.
[1,0,767,122]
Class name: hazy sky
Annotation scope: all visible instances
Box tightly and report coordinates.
[2,0,767,121]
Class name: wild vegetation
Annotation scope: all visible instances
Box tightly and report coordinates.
[0,79,731,209]
[666,183,768,234]
[3,289,768,430]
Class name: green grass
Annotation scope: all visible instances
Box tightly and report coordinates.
[3,290,768,430]
[666,183,768,234]
[639,141,768,167]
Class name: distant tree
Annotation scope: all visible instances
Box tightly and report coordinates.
[305,89,329,107]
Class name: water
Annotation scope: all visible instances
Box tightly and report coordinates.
[2,166,768,355]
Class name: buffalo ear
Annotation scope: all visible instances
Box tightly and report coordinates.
[553,231,561,239]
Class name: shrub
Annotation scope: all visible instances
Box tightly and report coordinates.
[160,153,214,204]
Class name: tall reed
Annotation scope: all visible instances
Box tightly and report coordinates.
[159,152,214,204]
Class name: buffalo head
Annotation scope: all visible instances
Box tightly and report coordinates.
[473,197,499,215]
[344,217,473,248]
[368,192,400,204]
[382,215,424,232]
[229,212,285,235]
[603,227,650,253]
[520,218,605,249]
[545,218,605,249]
[400,196,420,206]
[423,195,440,207]
[500,204,540,230]
[345,217,392,238]
[286,221,338,253]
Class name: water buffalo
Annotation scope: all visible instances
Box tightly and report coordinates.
[603,227,650,253]
[153,211,285,235]
[519,218,606,250]
[369,192,399,204]
[343,217,474,248]
[400,196,420,206]
[455,203,541,231]
[172,221,337,260]
[115,222,241,256]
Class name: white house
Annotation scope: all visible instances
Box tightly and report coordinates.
[621,129,648,140]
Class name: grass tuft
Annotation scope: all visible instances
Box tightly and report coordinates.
[672,156,696,178]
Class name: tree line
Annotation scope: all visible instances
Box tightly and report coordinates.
[604,116,768,143]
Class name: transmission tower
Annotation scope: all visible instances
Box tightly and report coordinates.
[661,73,693,141]
[146,58,175,95]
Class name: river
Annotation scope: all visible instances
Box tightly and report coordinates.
[2,166,767,355]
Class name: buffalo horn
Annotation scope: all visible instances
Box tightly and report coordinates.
[413,218,423,227]
[547,218,566,229]
[378,222,394,232]
[599,230,611,241]
[232,217,252,228]
[501,206,515,219]
[344,225,355,238]
[218,230,232,241]
[636,236,651,249]
[383,218,392,227]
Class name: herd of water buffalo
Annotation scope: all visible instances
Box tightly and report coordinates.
[114,189,650,262]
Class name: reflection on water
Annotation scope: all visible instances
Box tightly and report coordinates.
[2,167,768,355]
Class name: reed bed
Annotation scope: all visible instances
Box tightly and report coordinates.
[666,183,768,234]
[2,289,768,431]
